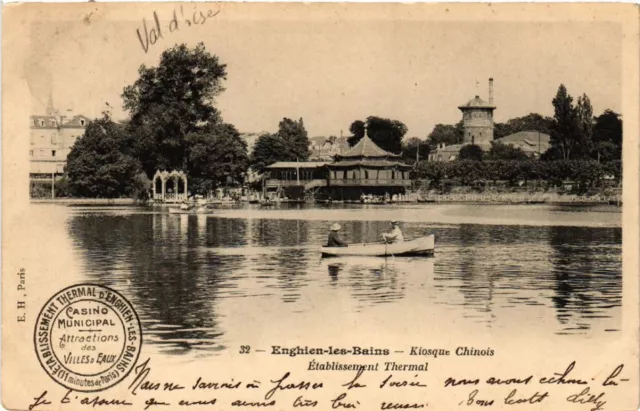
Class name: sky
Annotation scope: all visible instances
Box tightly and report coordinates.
[25,5,622,138]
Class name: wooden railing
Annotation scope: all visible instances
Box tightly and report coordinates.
[265,179,327,188]
[329,179,412,187]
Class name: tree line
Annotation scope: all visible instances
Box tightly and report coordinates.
[62,43,419,198]
[61,43,622,198]
[415,159,621,191]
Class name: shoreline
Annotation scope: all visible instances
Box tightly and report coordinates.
[30,197,621,207]
[30,198,137,205]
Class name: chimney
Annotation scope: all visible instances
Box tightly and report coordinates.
[489,78,494,105]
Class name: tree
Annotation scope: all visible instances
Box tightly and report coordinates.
[591,140,620,163]
[426,122,464,148]
[458,144,484,161]
[347,120,365,146]
[592,110,622,160]
[486,141,529,161]
[250,134,288,174]
[402,137,430,163]
[548,84,593,161]
[65,116,142,198]
[186,123,249,194]
[575,94,594,157]
[122,43,228,176]
[347,116,407,153]
[277,117,310,160]
[249,117,311,174]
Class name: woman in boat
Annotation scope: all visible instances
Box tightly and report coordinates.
[327,223,348,247]
[381,221,404,243]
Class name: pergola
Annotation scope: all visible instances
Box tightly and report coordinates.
[152,170,188,203]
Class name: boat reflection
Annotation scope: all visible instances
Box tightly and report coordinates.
[321,257,435,308]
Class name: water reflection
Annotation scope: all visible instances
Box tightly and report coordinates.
[547,226,622,333]
[65,207,622,357]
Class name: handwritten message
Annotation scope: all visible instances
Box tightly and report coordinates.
[27,358,629,411]
[137,6,221,53]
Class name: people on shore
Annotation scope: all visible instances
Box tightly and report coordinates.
[327,223,348,247]
[381,221,404,243]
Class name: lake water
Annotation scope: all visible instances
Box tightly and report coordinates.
[29,203,621,360]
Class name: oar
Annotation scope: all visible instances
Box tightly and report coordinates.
[384,239,395,260]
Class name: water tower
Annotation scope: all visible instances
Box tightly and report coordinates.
[458,78,496,145]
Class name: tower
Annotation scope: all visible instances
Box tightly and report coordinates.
[458,78,496,145]
[45,91,56,116]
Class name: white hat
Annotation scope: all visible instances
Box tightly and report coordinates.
[331,223,342,231]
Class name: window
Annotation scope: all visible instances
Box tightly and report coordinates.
[52,150,56,157]
[80,119,86,126]
[39,120,45,127]
[392,171,396,179]
[472,136,475,145]
[364,170,369,179]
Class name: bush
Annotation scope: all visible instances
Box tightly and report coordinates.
[130,173,151,201]
[30,182,51,199]
[416,159,620,188]
[55,176,71,198]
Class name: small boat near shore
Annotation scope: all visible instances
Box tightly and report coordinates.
[321,235,435,258]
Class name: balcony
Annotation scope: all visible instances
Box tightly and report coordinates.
[265,179,327,189]
[329,178,412,187]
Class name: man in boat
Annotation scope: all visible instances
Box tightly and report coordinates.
[326,223,348,247]
[381,221,404,243]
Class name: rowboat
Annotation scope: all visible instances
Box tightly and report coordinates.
[321,235,435,258]
[168,207,215,215]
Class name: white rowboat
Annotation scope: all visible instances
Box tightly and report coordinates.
[321,235,435,258]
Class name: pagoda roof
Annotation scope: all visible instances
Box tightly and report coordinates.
[458,96,496,110]
[336,136,400,159]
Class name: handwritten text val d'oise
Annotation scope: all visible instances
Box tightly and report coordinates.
[27,359,629,410]
[137,6,221,53]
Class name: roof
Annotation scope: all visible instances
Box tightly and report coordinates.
[309,136,329,145]
[337,136,399,159]
[266,161,329,169]
[496,130,550,144]
[495,131,550,155]
[327,160,412,169]
[458,96,496,110]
